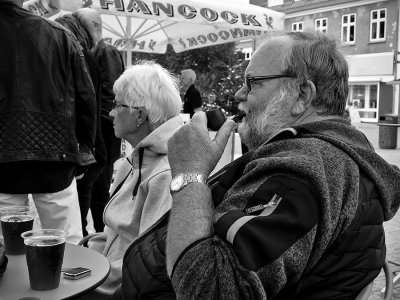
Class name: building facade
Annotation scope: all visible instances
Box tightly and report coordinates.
[250,0,400,123]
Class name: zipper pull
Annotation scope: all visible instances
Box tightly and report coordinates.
[245,194,283,214]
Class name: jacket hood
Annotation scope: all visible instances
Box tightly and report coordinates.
[133,115,184,155]
[292,118,400,220]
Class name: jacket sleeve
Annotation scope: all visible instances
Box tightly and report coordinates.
[70,38,97,166]
[171,175,320,299]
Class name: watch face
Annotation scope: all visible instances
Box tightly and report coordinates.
[170,175,184,192]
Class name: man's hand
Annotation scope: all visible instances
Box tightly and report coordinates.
[168,112,236,178]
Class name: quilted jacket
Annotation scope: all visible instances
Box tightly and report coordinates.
[0,1,96,166]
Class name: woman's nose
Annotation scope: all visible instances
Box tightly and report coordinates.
[109,109,115,118]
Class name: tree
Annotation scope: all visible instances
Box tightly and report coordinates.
[129,42,248,115]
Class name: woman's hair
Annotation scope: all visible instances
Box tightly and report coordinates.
[113,60,182,124]
[281,30,349,115]
[54,14,93,51]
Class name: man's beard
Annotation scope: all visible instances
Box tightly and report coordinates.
[239,88,293,150]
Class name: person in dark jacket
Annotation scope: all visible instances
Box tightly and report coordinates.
[165,30,400,299]
[180,68,202,118]
[77,8,125,234]
[0,0,96,244]
[55,13,107,237]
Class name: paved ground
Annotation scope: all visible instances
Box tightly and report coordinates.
[356,123,400,299]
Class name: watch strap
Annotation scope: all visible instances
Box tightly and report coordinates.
[171,173,207,194]
[183,173,207,186]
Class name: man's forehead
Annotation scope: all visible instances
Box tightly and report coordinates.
[246,37,291,75]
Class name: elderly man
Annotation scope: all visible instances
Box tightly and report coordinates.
[76,8,125,235]
[166,31,400,299]
[180,68,202,117]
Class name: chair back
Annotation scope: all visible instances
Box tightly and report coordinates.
[355,259,393,300]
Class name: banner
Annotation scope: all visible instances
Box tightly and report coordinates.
[91,0,278,30]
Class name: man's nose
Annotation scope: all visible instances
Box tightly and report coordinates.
[234,85,247,102]
[109,109,115,118]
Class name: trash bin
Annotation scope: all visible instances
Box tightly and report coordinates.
[378,114,399,149]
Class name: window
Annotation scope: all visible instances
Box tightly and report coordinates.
[348,84,378,122]
[292,22,303,32]
[370,8,386,41]
[242,47,253,60]
[315,18,328,34]
[342,13,356,43]
[268,0,283,6]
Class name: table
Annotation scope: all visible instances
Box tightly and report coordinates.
[0,243,110,300]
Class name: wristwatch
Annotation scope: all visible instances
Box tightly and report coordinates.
[170,173,207,194]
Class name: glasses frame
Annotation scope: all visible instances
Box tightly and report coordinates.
[245,75,292,92]
[112,100,141,110]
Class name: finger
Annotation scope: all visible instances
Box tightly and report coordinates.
[190,111,208,130]
[213,119,236,148]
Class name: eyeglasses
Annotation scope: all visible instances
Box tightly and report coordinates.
[112,100,141,110]
[245,75,292,92]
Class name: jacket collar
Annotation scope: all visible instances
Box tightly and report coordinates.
[131,115,184,158]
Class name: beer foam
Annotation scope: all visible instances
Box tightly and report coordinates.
[24,235,66,247]
[0,214,34,222]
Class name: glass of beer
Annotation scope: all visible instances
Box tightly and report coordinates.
[0,206,34,255]
[21,229,67,291]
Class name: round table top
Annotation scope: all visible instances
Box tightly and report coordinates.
[0,243,110,300]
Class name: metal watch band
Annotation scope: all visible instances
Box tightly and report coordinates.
[170,173,208,194]
[183,174,207,186]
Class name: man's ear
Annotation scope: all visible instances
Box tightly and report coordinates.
[291,80,316,116]
[137,108,149,126]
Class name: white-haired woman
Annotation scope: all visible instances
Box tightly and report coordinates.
[87,60,183,297]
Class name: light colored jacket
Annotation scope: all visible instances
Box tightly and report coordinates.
[89,115,183,295]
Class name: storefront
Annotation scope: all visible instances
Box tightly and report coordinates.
[347,52,395,123]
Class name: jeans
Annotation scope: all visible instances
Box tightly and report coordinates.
[0,178,83,244]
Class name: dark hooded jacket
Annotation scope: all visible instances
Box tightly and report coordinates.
[169,119,400,299]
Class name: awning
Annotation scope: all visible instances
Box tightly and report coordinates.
[386,79,400,85]
[348,75,395,83]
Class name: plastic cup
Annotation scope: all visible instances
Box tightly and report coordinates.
[21,229,67,291]
[0,206,34,255]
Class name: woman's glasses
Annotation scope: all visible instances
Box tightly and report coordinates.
[112,100,142,110]
[112,100,130,109]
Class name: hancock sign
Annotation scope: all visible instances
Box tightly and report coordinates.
[89,0,284,54]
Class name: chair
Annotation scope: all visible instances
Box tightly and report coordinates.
[77,233,101,246]
[389,260,400,290]
[357,259,393,300]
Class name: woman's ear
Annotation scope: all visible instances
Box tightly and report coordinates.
[137,108,149,126]
[291,80,316,116]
